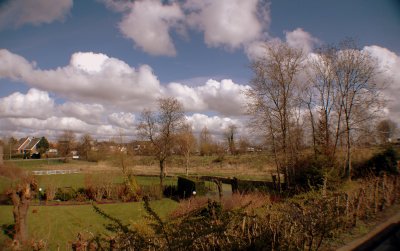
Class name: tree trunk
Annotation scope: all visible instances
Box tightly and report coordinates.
[159,159,165,188]
[345,125,352,180]
[10,185,31,244]
[185,155,189,176]
[214,180,223,201]
[308,103,317,156]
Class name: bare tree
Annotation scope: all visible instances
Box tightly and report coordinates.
[78,133,93,160]
[137,97,185,187]
[307,45,340,158]
[334,40,381,179]
[176,123,197,176]
[57,130,76,157]
[224,124,237,155]
[237,136,251,154]
[376,119,397,144]
[247,41,305,187]
[199,126,214,156]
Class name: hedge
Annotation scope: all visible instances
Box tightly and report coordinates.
[231,177,279,193]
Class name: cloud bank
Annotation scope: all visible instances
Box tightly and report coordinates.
[2,43,399,140]
[0,49,248,139]
[104,0,270,56]
[0,0,73,29]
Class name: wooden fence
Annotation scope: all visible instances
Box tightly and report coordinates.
[32,169,80,175]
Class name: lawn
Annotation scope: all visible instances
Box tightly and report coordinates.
[34,173,177,189]
[0,199,178,250]
[4,158,66,171]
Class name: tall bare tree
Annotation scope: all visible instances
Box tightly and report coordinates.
[199,126,214,156]
[334,40,381,179]
[376,119,397,144]
[247,41,305,187]
[176,123,197,176]
[78,133,93,160]
[57,130,76,157]
[224,124,237,155]
[307,45,340,158]
[137,97,185,187]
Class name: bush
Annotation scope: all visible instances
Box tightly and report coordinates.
[232,178,276,193]
[292,154,333,190]
[115,183,141,202]
[75,188,88,202]
[44,184,56,201]
[87,151,104,162]
[55,187,77,201]
[353,146,399,178]
[142,185,163,200]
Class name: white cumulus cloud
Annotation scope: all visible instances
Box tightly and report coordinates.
[0,88,54,119]
[0,49,161,111]
[363,45,400,125]
[166,79,250,115]
[186,113,244,139]
[0,0,73,29]
[0,49,252,116]
[285,28,320,54]
[185,0,268,49]
[117,0,184,56]
[108,112,136,129]
[60,102,105,125]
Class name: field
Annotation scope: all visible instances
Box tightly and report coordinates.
[1,149,395,250]
[0,199,178,250]
[4,153,276,178]
[0,156,259,249]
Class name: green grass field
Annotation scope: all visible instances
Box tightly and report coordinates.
[4,159,66,171]
[34,173,177,189]
[0,199,178,250]
[0,173,177,194]
[0,154,265,249]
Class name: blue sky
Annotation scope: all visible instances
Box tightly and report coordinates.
[0,0,399,140]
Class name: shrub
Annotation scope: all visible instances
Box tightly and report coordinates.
[44,184,56,201]
[353,146,399,178]
[55,187,76,201]
[115,183,141,202]
[292,154,334,190]
[87,151,104,162]
[212,156,224,163]
[232,178,276,193]
[141,185,163,200]
[75,188,88,202]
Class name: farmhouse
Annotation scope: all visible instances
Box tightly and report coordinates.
[14,137,42,157]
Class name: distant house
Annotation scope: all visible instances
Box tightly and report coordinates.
[14,137,42,157]
[47,148,58,154]
[131,140,152,155]
[15,137,31,153]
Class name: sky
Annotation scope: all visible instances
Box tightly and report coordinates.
[0,0,399,141]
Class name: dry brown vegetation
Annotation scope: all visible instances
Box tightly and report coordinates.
[72,174,400,250]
